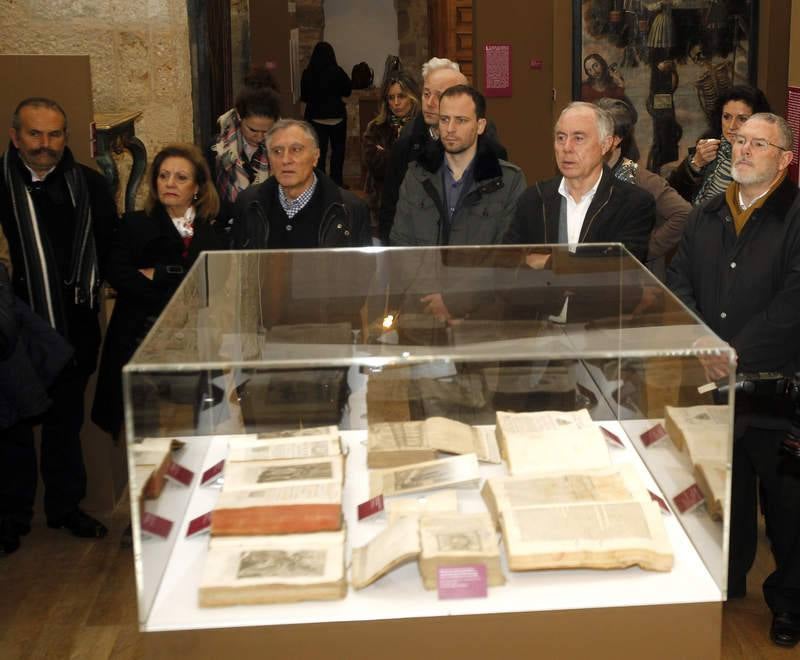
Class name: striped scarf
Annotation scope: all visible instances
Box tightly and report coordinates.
[211,109,271,204]
[694,137,732,205]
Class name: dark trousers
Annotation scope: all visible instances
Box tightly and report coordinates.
[728,425,800,614]
[311,120,347,186]
[0,363,91,523]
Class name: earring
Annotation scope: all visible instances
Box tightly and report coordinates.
[192,191,199,201]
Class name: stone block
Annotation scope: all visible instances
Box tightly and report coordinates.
[118,30,150,104]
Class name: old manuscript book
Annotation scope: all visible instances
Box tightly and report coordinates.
[483,466,672,571]
[198,531,347,607]
[351,516,421,589]
[694,461,727,521]
[665,405,730,464]
[368,454,481,498]
[222,455,344,492]
[482,464,649,529]
[367,417,501,468]
[385,490,460,525]
[212,481,343,536]
[418,512,505,589]
[132,437,186,500]
[495,409,610,475]
[227,430,342,463]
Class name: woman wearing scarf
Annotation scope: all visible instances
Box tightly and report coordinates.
[210,71,281,217]
[362,70,420,239]
[668,85,770,205]
[92,144,227,438]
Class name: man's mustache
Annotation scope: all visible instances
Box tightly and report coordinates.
[31,147,59,157]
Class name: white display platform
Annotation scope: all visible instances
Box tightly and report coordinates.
[140,424,721,632]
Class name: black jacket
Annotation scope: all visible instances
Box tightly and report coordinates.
[503,166,655,264]
[301,66,352,121]
[231,169,372,250]
[92,207,227,435]
[378,113,508,244]
[667,177,800,374]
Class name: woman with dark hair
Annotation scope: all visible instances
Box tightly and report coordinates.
[362,70,420,238]
[92,144,227,437]
[210,67,282,209]
[668,84,771,204]
[597,97,690,280]
[301,41,352,186]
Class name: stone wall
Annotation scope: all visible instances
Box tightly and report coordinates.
[396,0,429,82]
[296,0,325,72]
[0,0,194,209]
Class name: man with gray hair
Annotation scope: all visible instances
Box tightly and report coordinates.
[378,57,507,243]
[231,118,370,249]
[504,101,654,263]
[668,112,800,648]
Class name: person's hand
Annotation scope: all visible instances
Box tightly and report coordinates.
[421,293,451,322]
[692,139,720,170]
[139,268,155,281]
[694,335,737,382]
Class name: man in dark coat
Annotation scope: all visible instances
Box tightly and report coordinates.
[505,102,654,263]
[667,113,800,648]
[231,119,370,250]
[0,97,117,551]
[378,58,507,244]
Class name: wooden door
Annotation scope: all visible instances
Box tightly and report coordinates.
[429,0,474,83]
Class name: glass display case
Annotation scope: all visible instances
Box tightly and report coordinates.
[124,244,734,657]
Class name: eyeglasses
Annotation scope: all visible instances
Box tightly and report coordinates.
[732,135,789,152]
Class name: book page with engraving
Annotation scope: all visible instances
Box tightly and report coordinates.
[368,454,481,497]
[227,436,342,462]
[385,490,460,524]
[223,455,343,491]
[215,481,342,510]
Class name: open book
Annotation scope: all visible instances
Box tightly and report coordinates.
[483,465,673,572]
[665,405,730,464]
[368,454,481,498]
[367,417,501,468]
[495,409,610,475]
[132,437,186,500]
[351,516,421,590]
[385,490,460,525]
[222,455,344,491]
[694,461,727,521]
[198,531,347,607]
[418,512,505,589]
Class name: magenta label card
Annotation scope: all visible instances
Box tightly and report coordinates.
[357,495,384,521]
[141,512,173,539]
[640,424,667,447]
[165,461,194,486]
[648,490,671,515]
[673,483,706,514]
[600,426,624,448]
[186,512,212,537]
[201,460,225,486]
[437,564,488,600]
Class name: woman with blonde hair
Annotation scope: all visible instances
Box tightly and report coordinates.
[362,70,420,238]
[92,144,227,437]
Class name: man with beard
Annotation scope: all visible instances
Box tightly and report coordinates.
[0,98,117,554]
[667,113,800,648]
[390,85,525,247]
[378,58,507,244]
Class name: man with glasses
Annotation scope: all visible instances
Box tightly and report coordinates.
[231,119,370,249]
[668,112,800,648]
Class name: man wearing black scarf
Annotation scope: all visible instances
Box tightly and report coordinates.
[0,98,117,554]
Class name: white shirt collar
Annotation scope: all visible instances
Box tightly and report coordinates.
[737,186,770,211]
[557,169,603,204]
[24,162,55,183]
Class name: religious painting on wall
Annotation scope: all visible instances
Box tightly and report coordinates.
[572,0,758,175]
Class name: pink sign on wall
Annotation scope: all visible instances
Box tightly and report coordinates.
[786,86,800,185]
[484,44,512,97]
